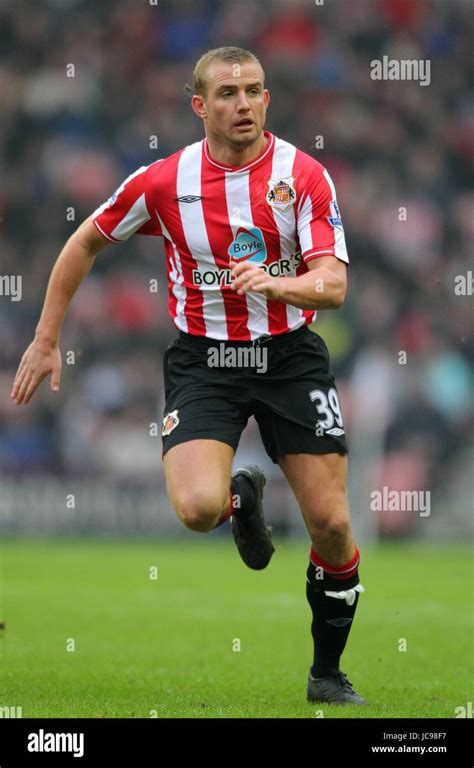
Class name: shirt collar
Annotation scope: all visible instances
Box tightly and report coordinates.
[203,131,274,173]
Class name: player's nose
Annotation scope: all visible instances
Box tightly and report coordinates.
[236,91,251,110]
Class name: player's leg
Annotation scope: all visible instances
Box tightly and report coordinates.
[278,451,366,704]
[278,451,355,565]
[161,334,274,566]
[164,436,274,566]
[251,327,365,703]
[164,439,234,532]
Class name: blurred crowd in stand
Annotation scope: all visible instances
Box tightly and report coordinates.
[0,0,472,535]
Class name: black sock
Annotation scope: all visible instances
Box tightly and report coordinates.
[306,561,362,678]
[230,475,256,520]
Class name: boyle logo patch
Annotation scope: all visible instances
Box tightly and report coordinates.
[228,226,267,262]
[266,177,296,210]
[162,409,180,436]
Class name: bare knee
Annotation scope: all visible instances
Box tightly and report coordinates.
[309,511,351,546]
[173,490,228,532]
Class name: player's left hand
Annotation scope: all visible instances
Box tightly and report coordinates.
[230,260,282,300]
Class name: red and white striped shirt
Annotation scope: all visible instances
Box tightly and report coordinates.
[92,131,349,341]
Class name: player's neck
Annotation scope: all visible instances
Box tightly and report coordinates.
[205,131,268,168]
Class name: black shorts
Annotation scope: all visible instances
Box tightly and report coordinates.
[161,325,348,463]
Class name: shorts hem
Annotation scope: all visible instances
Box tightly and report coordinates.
[162,434,238,458]
[269,445,349,464]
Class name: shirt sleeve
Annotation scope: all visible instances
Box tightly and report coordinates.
[92,165,155,243]
[296,166,349,265]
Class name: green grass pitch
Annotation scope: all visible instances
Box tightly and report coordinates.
[0,538,472,718]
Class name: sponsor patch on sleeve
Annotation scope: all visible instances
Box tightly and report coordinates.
[327,200,343,229]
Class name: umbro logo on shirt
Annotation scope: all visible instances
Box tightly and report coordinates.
[174,195,202,203]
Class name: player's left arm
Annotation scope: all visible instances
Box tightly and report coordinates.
[231,162,349,310]
[277,255,347,309]
[230,255,347,310]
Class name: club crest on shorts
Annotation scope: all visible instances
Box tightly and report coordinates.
[161,409,179,436]
[266,177,296,210]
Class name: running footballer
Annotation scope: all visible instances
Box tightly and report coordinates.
[11,47,366,706]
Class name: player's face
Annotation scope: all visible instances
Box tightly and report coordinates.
[198,61,270,148]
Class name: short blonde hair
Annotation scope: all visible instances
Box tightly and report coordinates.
[193,46,264,98]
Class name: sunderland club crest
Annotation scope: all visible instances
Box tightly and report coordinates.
[161,409,180,437]
[266,176,296,210]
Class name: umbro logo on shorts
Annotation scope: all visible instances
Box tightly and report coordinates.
[326,427,345,436]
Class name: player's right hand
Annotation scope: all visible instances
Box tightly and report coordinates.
[10,338,62,405]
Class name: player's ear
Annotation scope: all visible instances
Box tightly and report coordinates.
[191,94,207,120]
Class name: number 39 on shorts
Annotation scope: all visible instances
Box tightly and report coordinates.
[309,387,344,431]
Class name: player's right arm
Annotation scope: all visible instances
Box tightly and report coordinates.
[12,162,158,405]
[11,215,110,405]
